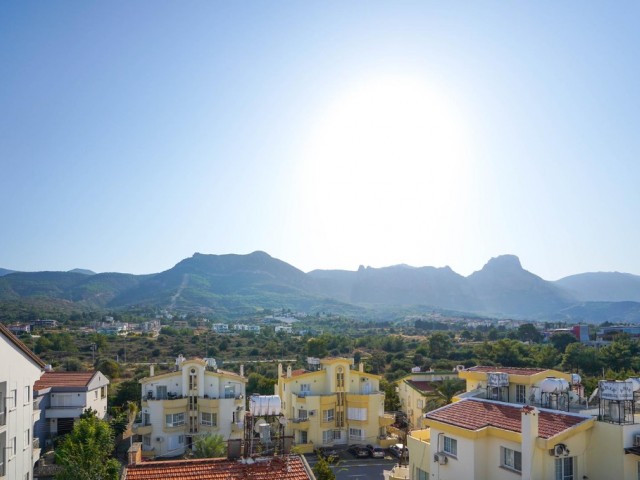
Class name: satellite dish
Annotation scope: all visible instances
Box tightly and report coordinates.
[278,415,288,426]
[254,418,269,433]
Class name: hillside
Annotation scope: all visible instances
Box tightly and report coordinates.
[1,252,640,321]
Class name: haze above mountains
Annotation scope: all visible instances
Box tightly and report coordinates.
[1,252,640,322]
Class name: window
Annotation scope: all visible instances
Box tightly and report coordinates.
[24,386,30,404]
[323,408,335,422]
[143,412,151,426]
[501,447,522,472]
[165,413,185,428]
[417,399,424,409]
[156,385,168,400]
[349,428,364,441]
[299,430,308,444]
[336,368,344,388]
[9,390,17,410]
[322,429,342,444]
[143,435,151,447]
[10,436,16,457]
[555,456,575,480]
[24,429,30,449]
[95,390,98,400]
[415,468,429,480]
[224,385,236,399]
[300,384,311,396]
[298,409,308,420]
[336,411,344,428]
[201,412,217,427]
[101,386,107,399]
[347,407,367,421]
[443,436,457,457]
[516,385,526,404]
[0,432,5,476]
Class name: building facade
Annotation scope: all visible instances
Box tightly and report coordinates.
[0,323,45,480]
[136,357,246,458]
[397,371,460,429]
[275,357,394,451]
[33,371,109,444]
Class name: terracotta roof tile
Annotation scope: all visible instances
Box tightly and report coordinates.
[425,399,589,439]
[466,366,549,376]
[34,371,97,390]
[123,455,313,480]
[406,381,437,394]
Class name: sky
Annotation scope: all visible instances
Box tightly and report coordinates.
[1,2,639,281]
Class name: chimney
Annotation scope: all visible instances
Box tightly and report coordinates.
[521,405,539,480]
[278,363,283,377]
[150,364,155,377]
[127,442,142,465]
[240,364,244,377]
[359,362,364,373]
[287,365,292,378]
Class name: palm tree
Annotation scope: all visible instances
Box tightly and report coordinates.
[423,378,465,413]
[126,401,139,447]
[193,433,226,458]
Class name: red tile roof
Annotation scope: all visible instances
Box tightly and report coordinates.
[0,323,46,368]
[123,455,313,480]
[425,399,590,439]
[34,371,97,390]
[465,366,549,376]
[406,381,437,394]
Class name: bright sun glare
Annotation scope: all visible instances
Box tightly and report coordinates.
[294,75,472,268]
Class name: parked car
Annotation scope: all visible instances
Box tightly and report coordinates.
[389,443,409,460]
[366,444,386,458]
[316,446,341,463]
[347,444,370,458]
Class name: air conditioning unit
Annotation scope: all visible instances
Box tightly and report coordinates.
[550,444,568,456]
[309,410,316,416]
[156,437,164,442]
[634,434,640,447]
[434,453,448,465]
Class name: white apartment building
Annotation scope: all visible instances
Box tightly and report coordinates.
[0,324,45,480]
[33,371,109,442]
[135,357,246,458]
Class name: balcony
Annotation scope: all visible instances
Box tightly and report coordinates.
[379,413,395,427]
[291,418,310,428]
[133,423,153,435]
[46,405,85,419]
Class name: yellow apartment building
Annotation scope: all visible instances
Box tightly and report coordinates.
[275,357,394,452]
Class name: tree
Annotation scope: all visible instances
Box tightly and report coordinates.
[193,433,226,458]
[313,455,336,480]
[549,332,578,353]
[55,414,120,480]
[517,324,543,343]
[428,332,452,359]
[381,378,401,411]
[423,378,465,413]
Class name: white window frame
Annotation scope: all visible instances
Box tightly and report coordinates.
[24,386,30,404]
[298,409,308,420]
[349,428,364,441]
[165,412,185,428]
[9,390,17,410]
[516,384,526,404]
[323,408,335,422]
[23,429,29,449]
[415,467,429,480]
[201,412,217,427]
[9,436,16,457]
[347,407,367,421]
[555,456,575,480]
[443,436,457,457]
[501,446,522,472]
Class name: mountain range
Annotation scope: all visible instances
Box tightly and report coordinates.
[1,252,640,322]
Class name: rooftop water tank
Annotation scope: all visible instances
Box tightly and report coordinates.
[540,377,570,394]
[249,395,282,416]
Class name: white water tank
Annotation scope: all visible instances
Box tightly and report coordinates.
[571,373,581,385]
[249,395,282,416]
[540,377,570,394]
[626,378,640,392]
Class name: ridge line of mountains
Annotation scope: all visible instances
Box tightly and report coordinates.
[2,252,640,323]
